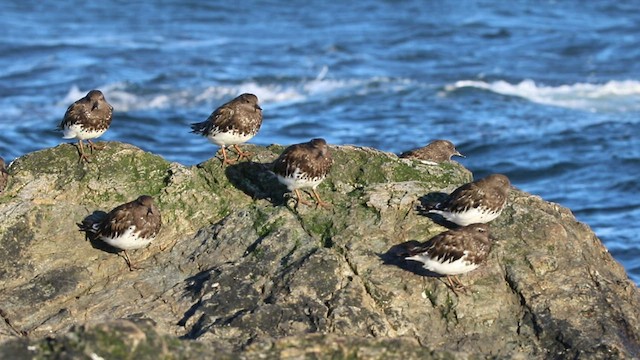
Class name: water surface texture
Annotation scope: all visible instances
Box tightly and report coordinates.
[1,1,638,283]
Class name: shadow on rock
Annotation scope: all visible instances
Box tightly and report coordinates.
[225,161,287,205]
[378,240,443,278]
[177,270,213,331]
[76,210,121,254]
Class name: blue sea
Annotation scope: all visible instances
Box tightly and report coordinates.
[0,1,638,283]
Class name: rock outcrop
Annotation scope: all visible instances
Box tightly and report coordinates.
[0,142,638,358]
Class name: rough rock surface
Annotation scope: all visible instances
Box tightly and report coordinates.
[0,142,638,359]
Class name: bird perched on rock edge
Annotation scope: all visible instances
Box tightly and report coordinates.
[58,89,113,163]
[190,93,263,165]
[399,139,464,164]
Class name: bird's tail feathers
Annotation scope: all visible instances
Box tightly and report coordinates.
[77,210,108,235]
[416,201,442,215]
[77,219,100,234]
[190,121,208,134]
[401,242,432,258]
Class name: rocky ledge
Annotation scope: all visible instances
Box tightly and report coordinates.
[0,142,638,359]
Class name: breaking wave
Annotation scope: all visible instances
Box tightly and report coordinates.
[444,79,640,112]
[61,68,413,112]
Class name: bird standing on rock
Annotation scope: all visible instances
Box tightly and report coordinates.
[58,90,113,163]
[428,174,511,226]
[405,223,491,292]
[78,195,162,271]
[191,93,263,165]
[273,138,333,208]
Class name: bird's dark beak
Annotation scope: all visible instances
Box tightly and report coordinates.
[92,102,100,111]
[255,104,262,111]
[455,151,465,158]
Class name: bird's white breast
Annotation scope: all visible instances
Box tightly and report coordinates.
[62,124,107,140]
[430,207,501,226]
[207,129,255,146]
[276,168,324,191]
[406,252,478,275]
[100,226,154,250]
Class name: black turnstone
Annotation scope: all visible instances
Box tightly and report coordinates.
[400,139,464,164]
[428,174,511,226]
[58,90,113,163]
[273,138,333,208]
[0,157,8,193]
[78,195,162,270]
[405,223,491,291]
[191,93,263,165]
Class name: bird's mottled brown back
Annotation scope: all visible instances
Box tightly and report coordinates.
[273,138,333,180]
[441,174,510,213]
[407,223,491,264]
[400,140,461,162]
[99,195,162,239]
[58,90,113,131]
[194,93,263,136]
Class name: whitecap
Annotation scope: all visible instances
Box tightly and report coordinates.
[58,68,413,113]
[444,79,640,113]
[60,83,184,112]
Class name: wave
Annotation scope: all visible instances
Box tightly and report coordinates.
[443,79,640,112]
[60,68,411,112]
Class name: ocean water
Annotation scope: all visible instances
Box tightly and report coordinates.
[0,1,638,283]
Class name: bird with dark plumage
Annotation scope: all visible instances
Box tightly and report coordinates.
[191,93,263,165]
[400,139,464,164]
[405,223,491,291]
[58,90,113,163]
[78,195,162,271]
[273,138,333,208]
[428,174,511,226]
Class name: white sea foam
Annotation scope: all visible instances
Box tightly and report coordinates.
[58,68,411,113]
[444,79,640,112]
[60,84,185,112]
